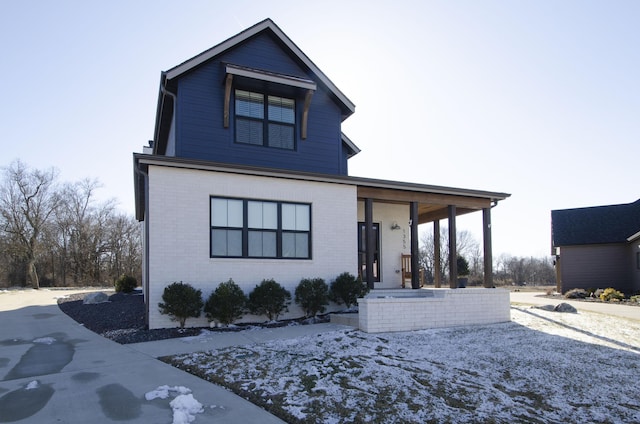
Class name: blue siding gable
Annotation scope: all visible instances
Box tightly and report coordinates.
[170,31,349,175]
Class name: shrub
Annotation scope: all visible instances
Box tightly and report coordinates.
[457,255,470,276]
[204,279,247,326]
[631,295,640,304]
[114,274,137,293]
[248,279,291,321]
[329,272,369,309]
[158,282,203,328]
[564,288,588,299]
[599,287,624,302]
[295,278,329,318]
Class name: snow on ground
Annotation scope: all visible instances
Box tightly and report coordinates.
[168,306,640,424]
[145,385,204,424]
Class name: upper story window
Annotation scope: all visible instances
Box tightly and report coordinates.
[235,89,295,150]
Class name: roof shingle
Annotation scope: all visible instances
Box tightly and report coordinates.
[551,199,640,246]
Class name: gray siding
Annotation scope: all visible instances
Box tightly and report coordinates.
[560,243,633,294]
[631,241,640,293]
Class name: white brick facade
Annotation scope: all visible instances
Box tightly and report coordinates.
[358,288,511,333]
[146,165,358,329]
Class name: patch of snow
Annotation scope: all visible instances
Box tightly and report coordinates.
[33,337,56,345]
[145,385,191,401]
[25,381,39,390]
[170,394,204,424]
[146,386,204,424]
[170,306,640,423]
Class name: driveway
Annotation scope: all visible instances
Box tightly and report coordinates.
[0,288,286,424]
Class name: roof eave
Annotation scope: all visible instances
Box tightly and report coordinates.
[133,154,511,202]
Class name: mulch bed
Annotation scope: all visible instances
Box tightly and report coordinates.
[57,290,329,344]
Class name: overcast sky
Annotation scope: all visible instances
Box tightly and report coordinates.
[2,0,638,258]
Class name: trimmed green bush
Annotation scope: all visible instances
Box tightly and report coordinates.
[204,279,247,326]
[599,287,624,302]
[158,282,203,328]
[114,274,137,293]
[295,278,329,318]
[248,279,291,321]
[329,272,369,309]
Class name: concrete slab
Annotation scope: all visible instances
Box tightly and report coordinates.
[0,288,286,423]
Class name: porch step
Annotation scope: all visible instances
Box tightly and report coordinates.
[330,313,359,328]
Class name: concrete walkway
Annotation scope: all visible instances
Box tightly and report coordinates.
[0,288,349,424]
[510,291,640,321]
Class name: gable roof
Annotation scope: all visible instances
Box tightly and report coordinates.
[164,18,355,117]
[551,199,640,247]
[153,18,357,156]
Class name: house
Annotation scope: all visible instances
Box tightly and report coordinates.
[551,199,640,294]
[133,19,510,329]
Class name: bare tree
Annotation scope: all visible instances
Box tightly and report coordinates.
[0,160,60,288]
[55,179,117,284]
[419,225,480,284]
[494,254,555,286]
[104,213,141,282]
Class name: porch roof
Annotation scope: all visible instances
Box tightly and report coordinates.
[133,154,510,222]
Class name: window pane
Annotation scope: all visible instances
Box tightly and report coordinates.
[227,199,243,228]
[212,229,242,256]
[248,201,262,228]
[228,230,242,256]
[211,198,243,227]
[263,202,277,229]
[295,233,308,257]
[282,233,294,257]
[263,232,276,256]
[268,124,294,149]
[236,90,264,118]
[211,229,227,256]
[211,199,227,227]
[268,96,294,123]
[237,119,263,145]
[282,204,295,230]
[282,203,309,230]
[248,201,277,229]
[282,233,309,258]
[295,205,310,230]
[249,231,276,257]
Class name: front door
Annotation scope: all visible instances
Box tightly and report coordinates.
[357,222,380,283]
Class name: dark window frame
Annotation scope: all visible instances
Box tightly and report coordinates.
[210,196,311,259]
[357,222,381,282]
[234,89,296,150]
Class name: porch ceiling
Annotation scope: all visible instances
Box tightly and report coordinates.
[356,186,493,225]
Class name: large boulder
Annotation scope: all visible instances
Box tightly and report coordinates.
[553,302,577,313]
[83,292,109,305]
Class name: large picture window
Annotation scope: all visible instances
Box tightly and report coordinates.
[211,197,311,259]
[235,89,295,150]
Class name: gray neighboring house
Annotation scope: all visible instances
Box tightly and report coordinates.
[551,199,640,294]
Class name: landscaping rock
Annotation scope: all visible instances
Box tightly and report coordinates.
[83,292,109,305]
[554,303,577,313]
[534,305,556,311]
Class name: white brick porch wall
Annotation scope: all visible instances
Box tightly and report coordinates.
[358,288,510,333]
[146,165,358,329]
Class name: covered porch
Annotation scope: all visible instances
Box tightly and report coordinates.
[355,178,510,290]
